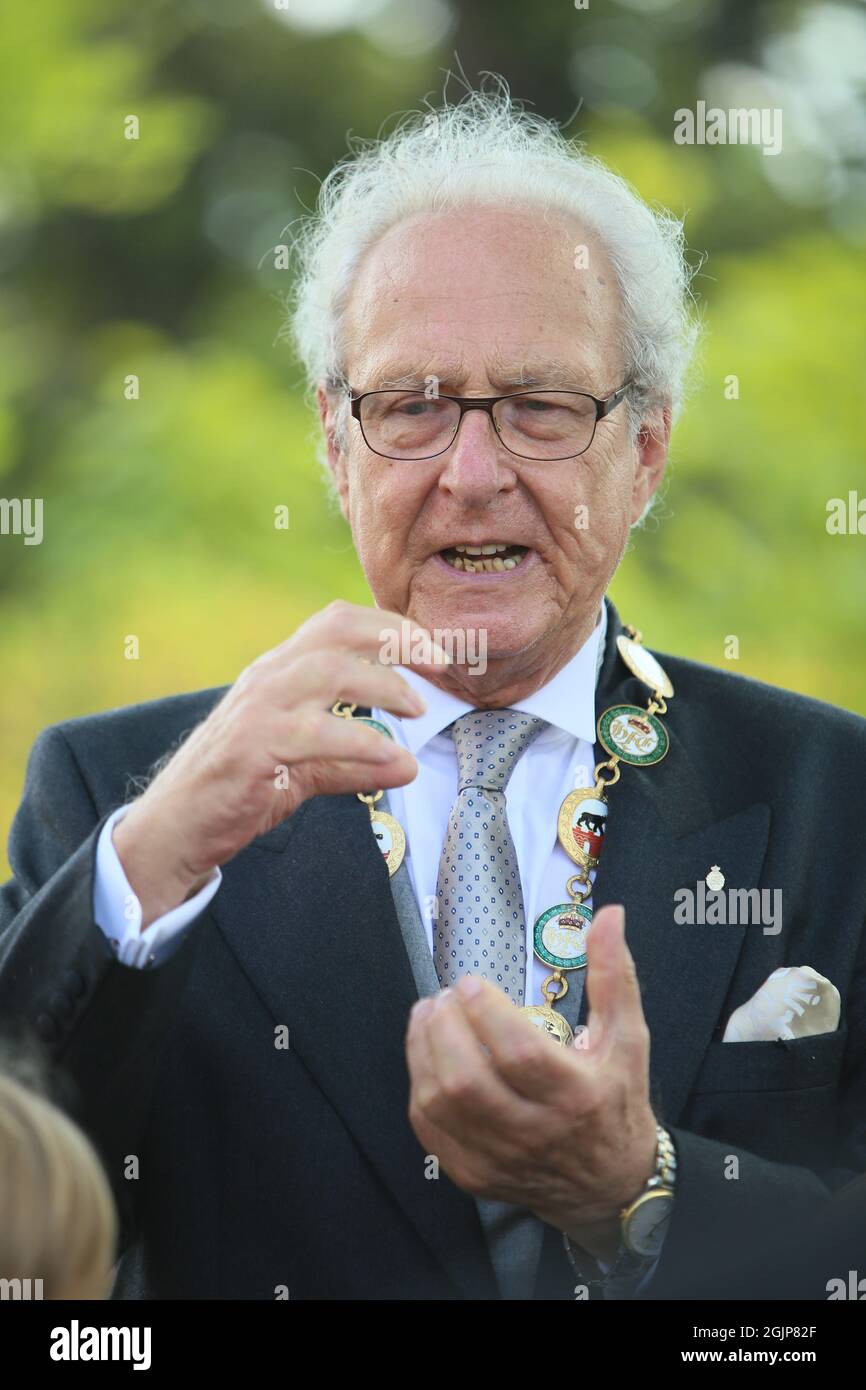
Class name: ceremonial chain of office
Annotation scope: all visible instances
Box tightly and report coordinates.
[332,625,675,1046]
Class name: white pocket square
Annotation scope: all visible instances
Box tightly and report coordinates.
[723,966,841,1043]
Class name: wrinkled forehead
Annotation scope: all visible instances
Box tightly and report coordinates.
[340,205,624,392]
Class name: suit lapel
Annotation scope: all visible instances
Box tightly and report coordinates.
[586,603,772,1122]
[211,790,498,1299]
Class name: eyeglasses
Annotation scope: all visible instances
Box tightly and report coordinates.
[348,384,630,462]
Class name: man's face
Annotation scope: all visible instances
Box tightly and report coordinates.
[319,205,668,690]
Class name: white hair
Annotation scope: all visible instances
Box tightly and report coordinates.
[286,81,702,494]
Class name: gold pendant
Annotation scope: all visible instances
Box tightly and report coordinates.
[557,786,608,869]
[369,808,406,877]
[521,1004,574,1047]
[616,634,674,698]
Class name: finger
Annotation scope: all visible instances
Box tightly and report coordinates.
[295,752,419,799]
[406,1088,474,1184]
[256,649,430,721]
[407,992,488,1106]
[406,994,474,1149]
[585,905,647,1056]
[267,706,419,772]
[282,602,453,670]
[419,990,519,1136]
[406,995,439,1097]
[405,995,522,1156]
[452,976,574,1102]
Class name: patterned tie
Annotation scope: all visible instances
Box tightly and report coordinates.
[434,709,548,998]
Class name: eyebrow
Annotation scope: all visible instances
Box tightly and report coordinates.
[369,356,601,393]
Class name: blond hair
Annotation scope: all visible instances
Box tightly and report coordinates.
[0,1070,117,1299]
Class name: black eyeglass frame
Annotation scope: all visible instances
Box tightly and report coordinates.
[347,383,632,462]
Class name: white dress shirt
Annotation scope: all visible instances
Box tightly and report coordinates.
[375,601,606,1006]
[93,603,607,996]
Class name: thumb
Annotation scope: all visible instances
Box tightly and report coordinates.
[585,904,645,1055]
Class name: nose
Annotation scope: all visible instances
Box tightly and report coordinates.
[436,406,518,503]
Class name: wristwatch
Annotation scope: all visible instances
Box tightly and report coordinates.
[619,1124,677,1260]
[563,1124,677,1285]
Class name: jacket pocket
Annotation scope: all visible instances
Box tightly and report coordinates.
[691,1026,847,1095]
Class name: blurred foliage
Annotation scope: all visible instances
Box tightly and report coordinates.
[1,0,865,872]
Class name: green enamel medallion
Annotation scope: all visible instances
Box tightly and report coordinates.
[597,705,669,767]
[533,902,592,971]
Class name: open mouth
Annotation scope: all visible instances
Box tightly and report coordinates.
[438,541,531,573]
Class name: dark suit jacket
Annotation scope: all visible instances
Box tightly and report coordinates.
[1,600,865,1300]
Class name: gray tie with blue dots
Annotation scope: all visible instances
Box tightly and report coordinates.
[433,708,549,998]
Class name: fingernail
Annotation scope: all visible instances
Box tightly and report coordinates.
[412,998,434,1023]
[435,987,454,1008]
[456,977,483,1001]
[407,690,427,714]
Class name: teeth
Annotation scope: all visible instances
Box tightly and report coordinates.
[441,550,529,572]
[453,542,512,554]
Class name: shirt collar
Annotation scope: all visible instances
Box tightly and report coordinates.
[391,600,608,755]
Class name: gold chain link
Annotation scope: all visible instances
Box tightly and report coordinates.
[541,971,568,1004]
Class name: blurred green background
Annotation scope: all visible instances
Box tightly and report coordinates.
[2,0,865,872]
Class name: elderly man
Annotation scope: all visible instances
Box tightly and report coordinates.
[1,91,865,1302]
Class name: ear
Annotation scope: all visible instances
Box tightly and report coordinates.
[630,403,671,526]
[317,382,350,520]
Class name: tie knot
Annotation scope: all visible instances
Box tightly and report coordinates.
[449,708,548,793]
